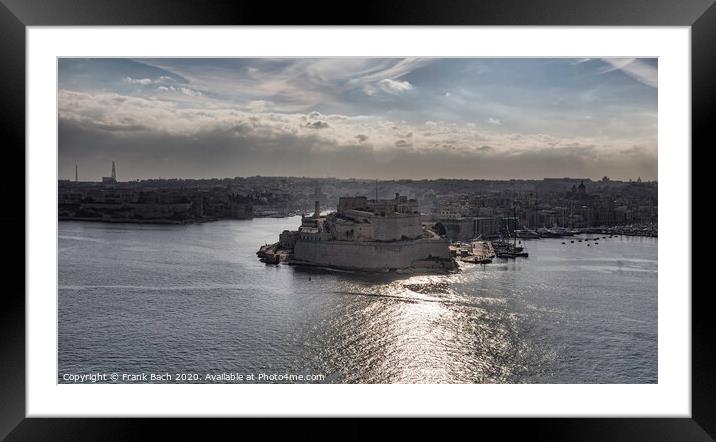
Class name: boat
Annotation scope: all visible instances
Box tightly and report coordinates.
[495,209,528,259]
[514,228,540,239]
[496,251,529,259]
[536,227,562,238]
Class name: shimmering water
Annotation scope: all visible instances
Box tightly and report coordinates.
[58,217,657,384]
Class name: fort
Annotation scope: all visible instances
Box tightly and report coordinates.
[258,194,457,273]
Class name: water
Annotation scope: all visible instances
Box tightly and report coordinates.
[58,217,657,384]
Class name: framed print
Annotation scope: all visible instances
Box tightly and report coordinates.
[2,0,711,439]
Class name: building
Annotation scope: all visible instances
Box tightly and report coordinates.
[277,194,456,272]
[102,161,117,184]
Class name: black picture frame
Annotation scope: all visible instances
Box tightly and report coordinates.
[2,0,710,439]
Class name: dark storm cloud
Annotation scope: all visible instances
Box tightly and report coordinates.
[59,117,656,182]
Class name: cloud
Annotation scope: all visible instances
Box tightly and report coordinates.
[124,77,153,85]
[245,100,272,112]
[138,57,431,111]
[377,79,413,94]
[59,116,657,181]
[156,85,204,97]
[58,89,654,161]
[307,111,323,120]
[353,58,432,83]
[395,139,412,148]
[362,84,377,96]
[306,120,329,129]
[57,56,659,181]
[61,58,658,141]
[600,58,658,88]
[124,75,178,86]
[179,87,202,97]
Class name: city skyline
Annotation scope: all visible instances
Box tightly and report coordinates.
[59,57,658,181]
[64,161,655,184]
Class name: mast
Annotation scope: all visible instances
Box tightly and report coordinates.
[513,206,517,249]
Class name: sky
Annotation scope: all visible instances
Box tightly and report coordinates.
[58,58,658,181]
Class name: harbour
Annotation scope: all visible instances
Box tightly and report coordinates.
[59,217,657,384]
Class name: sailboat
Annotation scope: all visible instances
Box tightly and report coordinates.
[496,207,528,258]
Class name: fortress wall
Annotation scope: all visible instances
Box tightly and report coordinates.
[372,214,422,241]
[292,238,451,271]
[332,221,373,241]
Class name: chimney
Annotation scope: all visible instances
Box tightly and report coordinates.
[314,200,320,218]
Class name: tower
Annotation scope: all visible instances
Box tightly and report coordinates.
[111,161,116,181]
[75,164,78,182]
[314,200,320,218]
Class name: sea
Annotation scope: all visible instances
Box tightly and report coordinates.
[58,217,657,384]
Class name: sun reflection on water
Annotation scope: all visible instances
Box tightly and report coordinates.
[315,269,528,383]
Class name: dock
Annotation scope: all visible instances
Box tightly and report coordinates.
[450,240,495,264]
